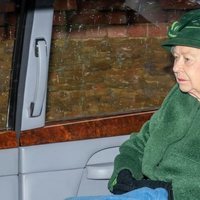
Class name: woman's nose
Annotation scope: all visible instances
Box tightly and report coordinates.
[173,59,183,73]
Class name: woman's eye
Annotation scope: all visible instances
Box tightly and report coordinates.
[184,57,191,62]
[174,55,179,61]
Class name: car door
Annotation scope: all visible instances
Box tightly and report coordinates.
[1,0,180,200]
[14,1,158,200]
[6,1,132,199]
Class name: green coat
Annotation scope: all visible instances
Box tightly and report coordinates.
[108,84,200,200]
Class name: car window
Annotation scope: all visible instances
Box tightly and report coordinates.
[46,0,183,123]
[0,0,17,130]
[1,0,200,131]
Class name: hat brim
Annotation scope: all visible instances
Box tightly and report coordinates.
[162,37,200,51]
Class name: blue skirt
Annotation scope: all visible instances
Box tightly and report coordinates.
[66,187,168,200]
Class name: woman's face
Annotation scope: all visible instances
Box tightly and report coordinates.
[172,46,200,99]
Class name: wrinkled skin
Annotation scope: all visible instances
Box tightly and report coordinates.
[172,46,200,101]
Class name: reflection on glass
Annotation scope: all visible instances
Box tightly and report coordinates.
[1,1,198,128]
[0,0,16,130]
[46,0,200,122]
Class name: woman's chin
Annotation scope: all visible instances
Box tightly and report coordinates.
[178,85,190,93]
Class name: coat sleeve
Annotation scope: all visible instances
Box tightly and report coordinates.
[108,120,151,191]
[108,84,179,192]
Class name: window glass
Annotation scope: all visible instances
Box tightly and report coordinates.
[0,0,16,130]
[46,0,198,122]
[1,0,199,129]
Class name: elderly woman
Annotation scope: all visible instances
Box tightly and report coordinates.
[108,9,200,200]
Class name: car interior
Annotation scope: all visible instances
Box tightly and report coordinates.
[0,0,199,199]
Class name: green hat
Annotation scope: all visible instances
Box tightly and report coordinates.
[162,9,200,51]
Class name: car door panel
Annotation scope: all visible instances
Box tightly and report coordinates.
[0,176,18,200]
[0,148,18,200]
[20,169,82,200]
[19,135,129,199]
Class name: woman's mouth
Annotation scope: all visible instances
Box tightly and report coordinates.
[177,78,187,83]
